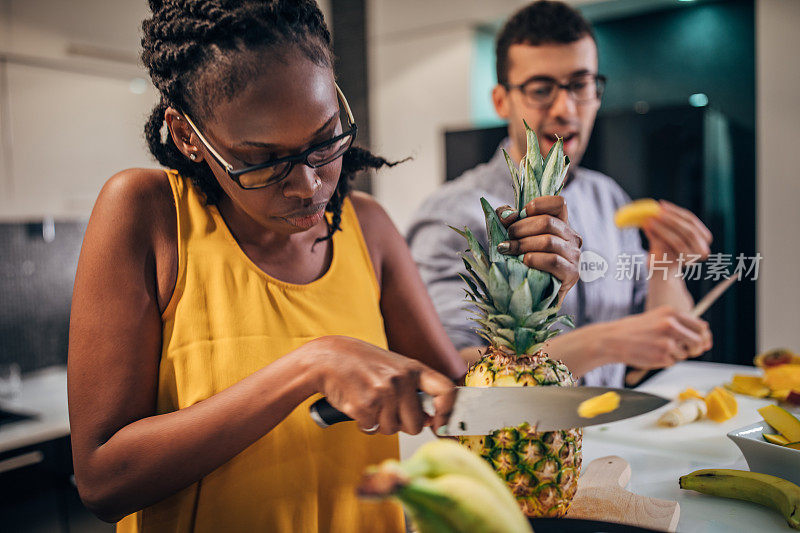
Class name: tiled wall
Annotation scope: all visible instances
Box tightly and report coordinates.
[0,221,86,373]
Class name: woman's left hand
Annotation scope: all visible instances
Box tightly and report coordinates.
[494,196,582,304]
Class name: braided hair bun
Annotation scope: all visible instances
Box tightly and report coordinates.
[141,0,399,237]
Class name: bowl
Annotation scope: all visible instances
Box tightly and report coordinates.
[727,421,800,486]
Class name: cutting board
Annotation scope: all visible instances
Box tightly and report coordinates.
[567,455,679,532]
[584,361,772,461]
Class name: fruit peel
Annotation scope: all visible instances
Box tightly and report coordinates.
[759,404,800,442]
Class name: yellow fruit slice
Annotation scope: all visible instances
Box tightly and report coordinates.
[578,391,621,418]
[614,199,661,228]
[770,389,791,401]
[704,387,738,422]
[785,442,800,450]
[763,433,790,445]
[678,387,704,401]
[758,404,800,442]
[763,364,800,391]
[725,375,771,398]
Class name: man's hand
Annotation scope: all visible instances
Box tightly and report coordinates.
[581,306,712,371]
[643,201,712,264]
[494,196,582,304]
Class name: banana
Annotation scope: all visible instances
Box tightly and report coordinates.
[679,469,800,529]
[359,440,532,533]
[398,439,512,494]
[398,475,531,533]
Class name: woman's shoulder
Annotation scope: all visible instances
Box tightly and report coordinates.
[347,191,406,287]
[91,168,178,310]
[348,191,396,243]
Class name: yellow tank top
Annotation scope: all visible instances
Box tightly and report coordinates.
[117,171,404,533]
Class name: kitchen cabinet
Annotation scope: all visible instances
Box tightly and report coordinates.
[0,436,112,532]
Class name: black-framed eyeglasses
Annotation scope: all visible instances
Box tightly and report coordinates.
[504,73,606,108]
[182,83,358,189]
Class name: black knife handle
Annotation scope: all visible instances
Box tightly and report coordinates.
[309,398,352,428]
[309,392,434,429]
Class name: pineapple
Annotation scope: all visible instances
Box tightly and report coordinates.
[455,121,582,518]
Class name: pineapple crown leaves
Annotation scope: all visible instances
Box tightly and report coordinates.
[453,121,574,356]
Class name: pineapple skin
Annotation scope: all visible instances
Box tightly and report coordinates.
[459,346,583,518]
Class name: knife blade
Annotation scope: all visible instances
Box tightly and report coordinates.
[309,386,668,434]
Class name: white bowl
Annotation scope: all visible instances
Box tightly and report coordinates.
[727,421,800,486]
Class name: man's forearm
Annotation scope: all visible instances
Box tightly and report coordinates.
[458,325,612,380]
[542,326,613,379]
[645,268,694,312]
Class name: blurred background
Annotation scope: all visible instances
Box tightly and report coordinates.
[0,0,798,530]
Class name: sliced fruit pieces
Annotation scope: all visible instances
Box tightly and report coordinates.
[771,389,792,401]
[759,404,800,442]
[754,348,800,368]
[763,365,800,391]
[678,387,704,401]
[614,199,661,228]
[786,442,800,451]
[725,374,771,398]
[763,433,790,445]
[704,387,737,423]
[577,391,620,418]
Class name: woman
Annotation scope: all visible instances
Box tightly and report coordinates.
[67,1,582,532]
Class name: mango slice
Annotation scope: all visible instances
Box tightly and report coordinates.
[614,199,661,228]
[578,391,621,418]
[678,387,704,401]
[759,404,800,442]
[725,374,771,398]
[704,387,738,422]
[786,442,800,450]
[763,365,800,391]
[763,433,790,445]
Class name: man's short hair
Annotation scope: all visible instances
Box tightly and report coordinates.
[496,0,596,85]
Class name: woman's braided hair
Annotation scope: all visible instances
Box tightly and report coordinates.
[141,0,400,237]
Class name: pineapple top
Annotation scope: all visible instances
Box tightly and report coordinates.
[455,121,574,356]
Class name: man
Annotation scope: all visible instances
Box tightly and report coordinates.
[406,0,713,387]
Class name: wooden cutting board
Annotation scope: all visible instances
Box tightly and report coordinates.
[567,456,680,532]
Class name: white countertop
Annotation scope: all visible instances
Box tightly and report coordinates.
[2,362,796,531]
[399,360,795,532]
[0,365,69,454]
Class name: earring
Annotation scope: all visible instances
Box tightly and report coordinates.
[189,153,197,161]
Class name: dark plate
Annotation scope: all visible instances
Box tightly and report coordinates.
[529,517,663,532]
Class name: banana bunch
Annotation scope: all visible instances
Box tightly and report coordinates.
[680,469,800,529]
[358,439,532,533]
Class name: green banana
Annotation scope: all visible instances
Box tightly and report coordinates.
[679,469,800,530]
[359,440,532,533]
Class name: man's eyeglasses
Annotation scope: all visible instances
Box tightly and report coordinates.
[504,73,606,108]
[182,83,357,189]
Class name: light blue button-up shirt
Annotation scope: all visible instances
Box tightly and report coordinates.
[406,140,647,388]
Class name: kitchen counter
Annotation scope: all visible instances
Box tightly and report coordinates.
[0,366,69,454]
[3,362,797,531]
[399,360,796,532]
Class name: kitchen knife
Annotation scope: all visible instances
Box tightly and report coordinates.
[309,386,668,435]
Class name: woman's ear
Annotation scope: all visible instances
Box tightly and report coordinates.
[165,107,204,163]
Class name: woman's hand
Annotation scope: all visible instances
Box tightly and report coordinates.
[495,196,582,303]
[306,336,457,436]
